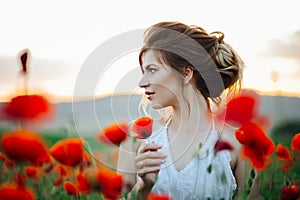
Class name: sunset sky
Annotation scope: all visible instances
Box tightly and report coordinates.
[0,0,299,102]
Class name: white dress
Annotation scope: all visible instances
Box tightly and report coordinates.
[144,121,237,200]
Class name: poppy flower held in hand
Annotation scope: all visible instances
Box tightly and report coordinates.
[97,122,129,145]
[132,116,153,139]
[1,129,50,166]
[235,122,275,170]
[50,138,83,167]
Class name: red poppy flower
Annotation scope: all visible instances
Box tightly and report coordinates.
[77,172,91,194]
[1,129,50,166]
[148,193,172,200]
[214,140,234,154]
[235,122,275,170]
[97,122,129,145]
[0,183,36,200]
[25,166,38,180]
[0,152,6,162]
[291,133,300,151]
[132,116,153,139]
[79,151,92,172]
[96,166,123,199]
[64,181,79,195]
[216,91,258,126]
[3,95,52,122]
[280,185,299,200]
[276,144,292,160]
[5,160,15,168]
[54,165,67,177]
[50,138,84,167]
[276,144,294,172]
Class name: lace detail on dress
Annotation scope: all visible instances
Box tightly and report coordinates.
[145,122,237,200]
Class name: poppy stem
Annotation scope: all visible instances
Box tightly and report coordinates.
[23,74,28,95]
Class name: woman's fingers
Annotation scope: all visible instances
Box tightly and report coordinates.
[138,142,163,153]
[137,166,160,178]
[136,157,165,169]
[136,151,166,163]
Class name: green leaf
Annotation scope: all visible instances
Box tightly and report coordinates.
[198,142,203,150]
[250,168,256,179]
[207,164,212,173]
[244,188,251,196]
[248,178,253,188]
[220,171,227,184]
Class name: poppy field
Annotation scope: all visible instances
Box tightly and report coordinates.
[0,50,300,199]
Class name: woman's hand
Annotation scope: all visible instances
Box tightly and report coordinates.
[135,142,166,189]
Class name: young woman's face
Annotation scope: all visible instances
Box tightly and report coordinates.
[139,50,182,109]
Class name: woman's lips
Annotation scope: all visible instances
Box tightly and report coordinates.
[145,91,155,100]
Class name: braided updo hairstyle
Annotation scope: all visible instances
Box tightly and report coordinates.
[139,21,244,107]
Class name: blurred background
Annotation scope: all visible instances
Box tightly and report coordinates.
[0,0,299,138]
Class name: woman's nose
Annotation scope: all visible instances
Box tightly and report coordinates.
[139,75,150,88]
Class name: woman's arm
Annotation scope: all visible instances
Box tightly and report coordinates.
[221,125,261,199]
[233,153,261,199]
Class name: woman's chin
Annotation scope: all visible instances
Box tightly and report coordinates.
[150,102,164,110]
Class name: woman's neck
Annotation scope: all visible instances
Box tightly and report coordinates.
[169,88,211,137]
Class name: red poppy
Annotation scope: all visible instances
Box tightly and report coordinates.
[235,122,275,170]
[148,193,172,200]
[64,181,79,195]
[54,165,67,177]
[291,133,300,151]
[96,166,123,199]
[0,183,36,200]
[276,144,294,172]
[216,91,258,126]
[214,140,234,154]
[25,166,38,180]
[276,144,292,160]
[5,160,15,168]
[53,164,68,186]
[1,129,50,166]
[3,95,52,122]
[280,185,299,200]
[97,122,129,145]
[77,172,91,194]
[282,159,294,173]
[79,151,92,172]
[0,152,6,162]
[50,138,84,167]
[132,116,153,139]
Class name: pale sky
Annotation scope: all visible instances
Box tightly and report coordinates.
[0,0,299,102]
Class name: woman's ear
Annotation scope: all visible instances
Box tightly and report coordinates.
[182,67,193,84]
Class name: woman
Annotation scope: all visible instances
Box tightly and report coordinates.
[117,21,260,199]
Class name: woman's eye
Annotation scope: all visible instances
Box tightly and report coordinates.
[149,68,156,74]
